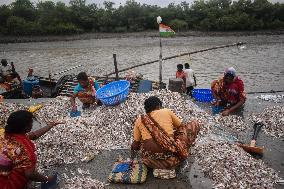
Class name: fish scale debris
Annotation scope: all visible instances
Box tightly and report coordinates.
[213,115,249,132]
[249,105,284,139]
[0,102,27,127]
[257,94,284,103]
[192,141,281,189]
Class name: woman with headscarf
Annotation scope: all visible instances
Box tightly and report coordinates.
[131,96,200,177]
[211,67,246,116]
[0,110,64,189]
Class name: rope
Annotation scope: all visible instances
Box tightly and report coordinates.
[53,65,82,76]
[104,42,245,76]
[247,90,284,94]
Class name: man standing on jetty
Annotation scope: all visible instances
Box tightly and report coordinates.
[211,67,246,116]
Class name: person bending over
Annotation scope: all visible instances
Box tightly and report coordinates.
[70,72,100,110]
[211,67,246,116]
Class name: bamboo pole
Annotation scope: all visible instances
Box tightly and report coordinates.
[159,37,163,88]
[113,54,119,81]
[104,42,246,76]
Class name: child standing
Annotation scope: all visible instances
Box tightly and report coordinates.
[184,63,197,97]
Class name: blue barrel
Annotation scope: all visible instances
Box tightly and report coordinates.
[23,79,39,96]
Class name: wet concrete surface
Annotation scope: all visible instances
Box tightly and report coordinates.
[5,93,283,188]
[52,149,213,189]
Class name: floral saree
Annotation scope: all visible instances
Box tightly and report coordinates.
[0,133,37,189]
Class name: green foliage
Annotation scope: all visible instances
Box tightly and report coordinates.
[0,5,12,27]
[6,16,27,35]
[114,26,128,33]
[45,23,83,35]
[0,0,283,35]
[169,19,188,31]
[11,0,37,21]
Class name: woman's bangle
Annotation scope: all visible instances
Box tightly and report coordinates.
[44,176,49,183]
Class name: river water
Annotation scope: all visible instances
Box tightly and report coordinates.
[0,34,283,93]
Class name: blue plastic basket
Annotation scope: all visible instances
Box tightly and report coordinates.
[96,80,130,106]
[192,89,213,102]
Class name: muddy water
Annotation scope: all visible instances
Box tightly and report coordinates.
[1,35,284,93]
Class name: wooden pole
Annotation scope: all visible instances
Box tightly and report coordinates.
[104,42,246,76]
[113,54,119,81]
[159,37,162,88]
[48,72,52,96]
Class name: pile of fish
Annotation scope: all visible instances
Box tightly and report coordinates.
[35,90,207,170]
[193,141,280,189]
[61,168,106,189]
[34,96,71,121]
[257,94,284,103]
[0,102,27,127]
[249,105,284,139]
[1,90,282,188]
[213,115,249,133]
[62,176,106,189]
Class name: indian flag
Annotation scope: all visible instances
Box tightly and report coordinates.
[159,24,175,37]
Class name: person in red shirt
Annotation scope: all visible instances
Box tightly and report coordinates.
[176,64,186,92]
[176,64,185,80]
[211,67,246,116]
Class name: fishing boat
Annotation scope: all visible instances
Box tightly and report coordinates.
[0,74,166,99]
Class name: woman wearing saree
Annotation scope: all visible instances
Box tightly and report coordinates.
[0,110,64,189]
[131,96,200,174]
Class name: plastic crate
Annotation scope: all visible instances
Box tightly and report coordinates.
[192,89,213,102]
[96,80,130,106]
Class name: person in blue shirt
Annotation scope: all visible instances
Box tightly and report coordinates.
[70,72,100,110]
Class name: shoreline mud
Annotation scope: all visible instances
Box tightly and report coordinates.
[0,30,283,44]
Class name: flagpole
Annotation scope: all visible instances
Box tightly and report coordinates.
[159,36,163,88]
[157,16,163,89]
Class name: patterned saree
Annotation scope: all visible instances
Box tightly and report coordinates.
[140,115,199,169]
[0,134,37,189]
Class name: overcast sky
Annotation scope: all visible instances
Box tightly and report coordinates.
[1,0,283,7]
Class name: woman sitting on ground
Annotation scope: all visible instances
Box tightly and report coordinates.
[131,96,200,173]
[0,110,64,189]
